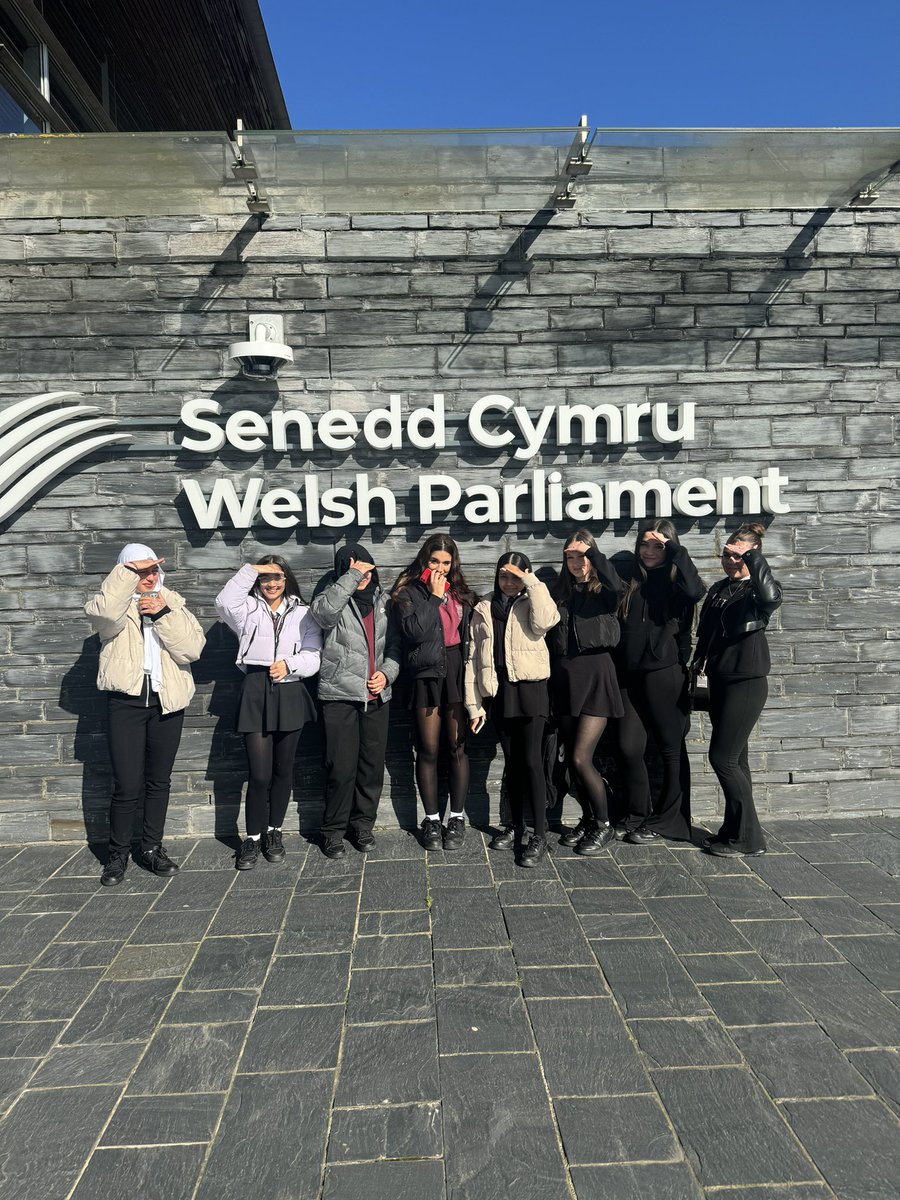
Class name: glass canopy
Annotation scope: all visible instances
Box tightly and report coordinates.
[0,127,898,216]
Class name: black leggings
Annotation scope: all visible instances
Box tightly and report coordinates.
[414,703,469,817]
[495,715,547,835]
[708,675,768,853]
[556,714,610,824]
[618,664,692,839]
[244,729,302,836]
[107,692,184,854]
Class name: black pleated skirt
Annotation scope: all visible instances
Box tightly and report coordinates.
[236,666,316,733]
[411,643,465,710]
[552,650,624,719]
[492,678,550,721]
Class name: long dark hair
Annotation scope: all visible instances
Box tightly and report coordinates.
[250,554,305,604]
[493,551,533,603]
[553,529,604,603]
[620,518,681,618]
[392,533,476,606]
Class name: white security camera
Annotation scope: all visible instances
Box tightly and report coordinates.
[228,314,293,380]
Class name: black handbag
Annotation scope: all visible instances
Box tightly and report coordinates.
[688,663,710,712]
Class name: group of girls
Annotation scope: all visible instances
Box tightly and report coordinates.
[85,523,781,884]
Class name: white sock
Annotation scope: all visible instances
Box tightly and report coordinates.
[249,833,261,841]
[426,813,441,822]
[449,811,465,820]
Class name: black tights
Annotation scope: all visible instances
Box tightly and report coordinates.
[415,703,469,817]
[244,729,302,836]
[496,716,546,835]
[556,714,610,824]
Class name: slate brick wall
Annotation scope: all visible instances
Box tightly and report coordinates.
[0,202,898,840]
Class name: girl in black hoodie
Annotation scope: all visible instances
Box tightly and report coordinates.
[693,523,782,857]
[616,520,706,844]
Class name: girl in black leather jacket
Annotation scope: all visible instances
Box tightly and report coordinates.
[392,534,476,851]
[693,523,782,857]
[548,529,624,856]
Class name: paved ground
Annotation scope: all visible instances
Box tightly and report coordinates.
[0,818,898,1200]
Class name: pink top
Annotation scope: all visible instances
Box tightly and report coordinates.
[439,592,462,648]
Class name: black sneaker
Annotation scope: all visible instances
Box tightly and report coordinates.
[263,828,285,863]
[100,850,128,887]
[420,818,443,851]
[350,830,376,853]
[142,845,179,877]
[323,837,346,859]
[575,822,615,856]
[489,825,517,851]
[520,834,547,868]
[236,837,260,870]
[706,840,766,858]
[625,826,663,845]
[443,816,466,851]
[558,819,588,848]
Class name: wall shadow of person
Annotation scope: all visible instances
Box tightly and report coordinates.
[58,634,111,862]
[190,620,246,850]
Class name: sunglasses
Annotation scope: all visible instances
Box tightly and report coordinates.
[721,552,744,562]
[258,573,285,582]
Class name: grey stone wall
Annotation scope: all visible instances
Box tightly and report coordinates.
[0,204,898,841]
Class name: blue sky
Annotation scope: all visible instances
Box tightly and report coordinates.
[260,0,900,130]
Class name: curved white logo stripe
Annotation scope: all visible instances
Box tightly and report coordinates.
[0,393,131,524]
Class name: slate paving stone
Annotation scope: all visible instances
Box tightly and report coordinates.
[70,1146,207,1200]
[35,940,123,968]
[357,909,430,935]
[0,913,85,965]
[432,947,518,987]
[679,952,779,984]
[582,913,661,939]
[619,863,706,899]
[567,886,646,915]
[788,896,893,936]
[552,856,628,888]
[611,843,679,866]
[336,1020,439,1105]
[504,904,594,966]
[791,838,872,864]
[181,934,276,990]
[776,963,900,1049]
[298,849,365,879]
[11,894,89,916]
[0,1056,39,1112]
[0,1084,121,1200]
[554,1093,680,1164]
[731,1023,874,1099]
[323,1160,446,1200]
[569,1161,703,1200]
[644,896,752,954]
[430,887,508,950]
[867,903,900,933]
[0,966,104,1021]
[767,820,831,841]
[750,856,844,898]
[518,965,608,998]
[239,1004,343,1073]
[840,833,900,877]
[630,1016,743,1068]
[128,1022,247,1094]
[327,1101,442,1162]
[360,859,427,911]
[279,892,359,954]
[260,951,351,1006]
[348,965,434,1023]
[733,918,844,965]
[163,988,259,1025]
[426,832,490,864]
[60,978,178,1045]
[813,861,900,904]
[828,933,900,989]
[127,908,216,944]
[496,879,568,905]
[0,846,79,889]
[227,861,298,890]
[55,894,156,942]
[704,875,800,919]
[487,848,557,881]
[363,830,425,861]
[0,966,23,987]
[846,1049,900,1118]
[527,997,650,1096]
[28,1041,145,1089]
[351,932,433,968]
[179,838,241,871]
[782,1097,900,1200]
[654,1066,816,1187]
[441,1050,570,1200]
[437,983,532,1054]
[101,1093,224,1146]
[593,938,711,1019]
[148,870,235,911]
[679,850,752,878]
[0,1019,67,1057]
[104,941,197,980]
[207,889,292,936]
[699,982,815,1027]
[194,1070,332,1200]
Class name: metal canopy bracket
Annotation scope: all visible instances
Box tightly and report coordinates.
[231,117,271,215]
[552,115,593,208]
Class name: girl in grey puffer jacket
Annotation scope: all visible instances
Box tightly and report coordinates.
[310,543,401,858]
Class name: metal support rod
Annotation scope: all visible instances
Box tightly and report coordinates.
[551,114,593,209]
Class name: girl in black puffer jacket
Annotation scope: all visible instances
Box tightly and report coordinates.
[693,523,782,857]
[392,534,476,851]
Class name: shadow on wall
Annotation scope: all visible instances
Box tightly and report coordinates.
[58,635,110,855]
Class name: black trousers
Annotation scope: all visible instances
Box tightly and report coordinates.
[707,675,768,853]
[495,715,547,836]
[617,664,692,840]
[320,700,390,839]
[107,691,184,854]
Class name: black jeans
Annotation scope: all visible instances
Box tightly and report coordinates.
[617,664,692,840]
[708,675,768,853]
[495,715,547,836]
[107,690,184,854]
[321,700,390,839]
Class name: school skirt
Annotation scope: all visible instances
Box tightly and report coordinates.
[236,666,316,734]
[552,650,624,719]
[411,643,465,709]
